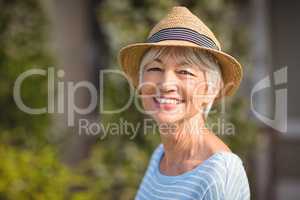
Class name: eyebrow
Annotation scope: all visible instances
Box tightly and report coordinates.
[151,58,192,68]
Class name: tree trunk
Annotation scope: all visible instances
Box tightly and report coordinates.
[44,0,108,166]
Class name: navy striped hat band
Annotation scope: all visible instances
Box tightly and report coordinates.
[146,27,219,50]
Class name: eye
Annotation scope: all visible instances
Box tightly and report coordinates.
[146,67,162,72]
[178,70,195,76]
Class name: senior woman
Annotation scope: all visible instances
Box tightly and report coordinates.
[118,6,250,200]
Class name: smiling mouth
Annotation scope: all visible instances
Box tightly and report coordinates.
[153,97,185,105]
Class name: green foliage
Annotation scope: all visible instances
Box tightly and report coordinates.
[0,0,257,199]
[0,144,77,200]
[0,142,150,200]
[0,0,53,146]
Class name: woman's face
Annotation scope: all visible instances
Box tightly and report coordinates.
[139,51,215,124]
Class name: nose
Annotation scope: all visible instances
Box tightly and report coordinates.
[158,70,179,93]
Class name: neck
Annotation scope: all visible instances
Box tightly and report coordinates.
[158,112,210,167]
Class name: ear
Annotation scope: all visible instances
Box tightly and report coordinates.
[204,80,221,104]
[135,87,143,100]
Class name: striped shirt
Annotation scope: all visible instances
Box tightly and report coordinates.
[135,144,250,200]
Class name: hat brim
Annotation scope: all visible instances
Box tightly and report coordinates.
[118,40,243,105]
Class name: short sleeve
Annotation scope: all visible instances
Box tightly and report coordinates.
[224,154,251,200]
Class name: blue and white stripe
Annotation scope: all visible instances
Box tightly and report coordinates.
[147,27,219,50]
[134,144,250,200]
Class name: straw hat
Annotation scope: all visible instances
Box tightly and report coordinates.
[118,6,242,103]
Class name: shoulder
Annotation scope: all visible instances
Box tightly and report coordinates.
[138,144,163,179]
[201,132,250,199]
[204,131,231,153]
[220,151,251,199]
[211,150,247,183]
[147,143,163,165]
[201,152,250,200]
[153,143,163,157]
[217,151,246,183]
[204,132,248,178]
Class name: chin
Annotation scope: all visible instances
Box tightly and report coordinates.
[152,112,185,124]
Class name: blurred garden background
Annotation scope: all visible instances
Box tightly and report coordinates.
[0,0,299,199]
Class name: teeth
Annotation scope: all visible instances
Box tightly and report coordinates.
[155,97,181,104]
